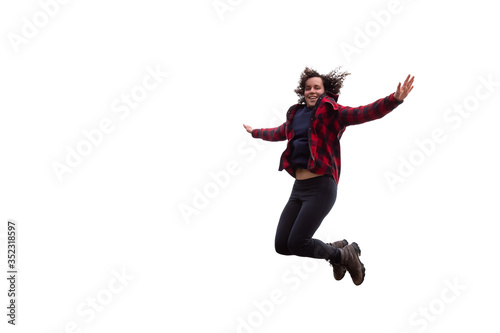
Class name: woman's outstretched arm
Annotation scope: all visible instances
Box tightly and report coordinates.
[242,123,287,141]
[338,74,415,126]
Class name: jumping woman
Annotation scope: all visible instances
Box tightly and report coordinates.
[243,67,414,286]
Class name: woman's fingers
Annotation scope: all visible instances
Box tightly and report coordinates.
[404,75,415,90]
[243,124,253,133]
[395,75,415,101]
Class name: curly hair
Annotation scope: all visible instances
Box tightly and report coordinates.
[294,66,351,104]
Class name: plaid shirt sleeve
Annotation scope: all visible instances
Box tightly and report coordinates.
[251,122,287,141]
[338,93,403,126]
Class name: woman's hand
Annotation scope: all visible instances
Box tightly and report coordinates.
[243,124,253,133]
[394,74,415,102]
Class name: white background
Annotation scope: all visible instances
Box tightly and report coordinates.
[1,0,499,332]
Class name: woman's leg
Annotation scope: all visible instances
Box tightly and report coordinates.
[274,192,302,255]
[274,175,365,284]
[286,175,340,261]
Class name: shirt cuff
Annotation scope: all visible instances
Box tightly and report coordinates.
[390,93,404,104]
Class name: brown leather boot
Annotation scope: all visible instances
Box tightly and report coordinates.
[338,242,365,286]
[326,239,348,280]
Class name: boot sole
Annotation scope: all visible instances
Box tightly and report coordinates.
[351,242,362,256]
[350,242,365,286]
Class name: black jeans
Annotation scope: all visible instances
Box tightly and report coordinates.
[275,174,340,262]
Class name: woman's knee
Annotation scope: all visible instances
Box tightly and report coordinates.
[275,238,292,255]
[287,237,307,255]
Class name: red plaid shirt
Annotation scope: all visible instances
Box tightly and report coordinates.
[252,92,403,183]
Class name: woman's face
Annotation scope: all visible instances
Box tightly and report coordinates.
[304,77,325,107]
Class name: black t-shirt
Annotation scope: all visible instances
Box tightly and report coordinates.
[289,105,313,169]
